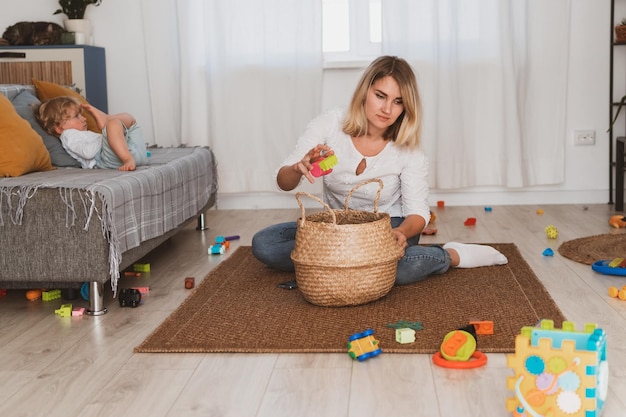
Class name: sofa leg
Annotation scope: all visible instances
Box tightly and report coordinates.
[196,212,209,231]
[86,281,107,316]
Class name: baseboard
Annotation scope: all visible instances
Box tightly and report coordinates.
[212,189,614,210]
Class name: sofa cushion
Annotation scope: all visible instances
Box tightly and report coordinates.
[12,89,81,168]
[0,93,54,177]
[32,79,101,133]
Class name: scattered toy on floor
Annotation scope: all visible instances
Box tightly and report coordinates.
[608,286,626,300]
[395,328,416,344]
[348,328,382,361]
[118,288,142,308]
[506,320,608,417]
[544,225,558,239]
[26,289,42,301]
[464,217,476,226]
[609,214,626,228]
[432,324,487,369]
[386,320,424,331]
[592,258,626,276]
[55,303,72,317]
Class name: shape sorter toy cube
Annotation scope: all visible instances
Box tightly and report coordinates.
[506,320,608,417]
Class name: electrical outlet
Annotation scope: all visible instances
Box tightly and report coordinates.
[574,130,596,146]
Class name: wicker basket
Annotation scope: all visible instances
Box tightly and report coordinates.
[290,179,404,307]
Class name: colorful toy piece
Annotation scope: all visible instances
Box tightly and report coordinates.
[470,320,494,335]
[608,285,626,300]
[464,217,477,226]
[609,214,626,228]
[542,248,554,256]
[395,328,416,344]
[185,277,195,289]
[386,320,424,330]
[592,258,626,276]
[26,289,42,301]
[133,263,151,272]
[209,244,226,255]
[42,289,61,301]
[545,225,558,239]
[432,325,488,369]
[311,154,338,177]
[72,307,85,316]
[209,235,234,255]
[347,328,382,361]
[506,320,608,417]
[55,303,72,317]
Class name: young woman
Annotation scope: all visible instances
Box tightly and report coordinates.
[252,56,507,285]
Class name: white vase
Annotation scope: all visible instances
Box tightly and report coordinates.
[64,19,92,45]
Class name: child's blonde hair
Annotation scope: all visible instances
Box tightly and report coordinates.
[34,96,82,137]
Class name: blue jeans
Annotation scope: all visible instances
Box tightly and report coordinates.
[251,217,451,285]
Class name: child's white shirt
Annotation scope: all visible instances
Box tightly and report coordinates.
[60,129,103,169]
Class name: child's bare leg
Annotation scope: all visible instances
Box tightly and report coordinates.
[105,119,136,171]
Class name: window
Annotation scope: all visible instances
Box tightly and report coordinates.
[322,0,381,66]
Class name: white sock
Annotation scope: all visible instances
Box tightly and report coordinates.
[443,242,508,268]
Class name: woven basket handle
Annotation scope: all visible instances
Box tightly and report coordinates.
[343,178,384,213]
[295,192,337,226]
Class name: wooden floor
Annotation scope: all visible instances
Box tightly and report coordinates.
[1,203,626,416]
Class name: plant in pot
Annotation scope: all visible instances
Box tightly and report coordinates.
[54,0,102,45]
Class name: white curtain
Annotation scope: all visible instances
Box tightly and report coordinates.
[141,0,323,194]
[382,0,571,189]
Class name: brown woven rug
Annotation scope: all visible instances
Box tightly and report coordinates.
[558,233,626,265]
[135,244,565,354]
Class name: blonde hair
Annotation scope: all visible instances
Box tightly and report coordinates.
[34,96,82,137]
[342,56,423,148]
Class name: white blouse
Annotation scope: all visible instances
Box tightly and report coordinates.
[278,108,431,224]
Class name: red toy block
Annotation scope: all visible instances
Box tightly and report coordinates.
[464,217,476,226]
[185,277,195,289]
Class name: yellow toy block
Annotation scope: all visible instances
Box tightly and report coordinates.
[42,289,61,301]
[133,263,151,272]
[54,303,72,317]
[506,320,608,416]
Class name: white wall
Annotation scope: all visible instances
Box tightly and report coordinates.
[0,0,617,209]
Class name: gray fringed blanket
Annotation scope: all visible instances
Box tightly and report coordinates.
[0,147,217,293]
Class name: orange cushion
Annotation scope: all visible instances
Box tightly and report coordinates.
[0,94,54,177]
[32,79,101,133]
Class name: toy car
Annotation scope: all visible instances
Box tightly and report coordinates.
[208,244,226,255]
[118,288,142,308]
[347,328,382,361]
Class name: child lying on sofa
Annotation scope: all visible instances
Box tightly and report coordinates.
[35,96,148,171]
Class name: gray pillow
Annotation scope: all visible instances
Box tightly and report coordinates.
[11,89,81,168]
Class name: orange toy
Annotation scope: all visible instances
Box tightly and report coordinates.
[26,289,42,301]
[609,215,626,228]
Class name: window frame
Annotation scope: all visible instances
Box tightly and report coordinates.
[322,0,382,68]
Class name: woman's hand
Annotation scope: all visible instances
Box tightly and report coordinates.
[277,144,334,191]
[294,144,334,184]
[392,229,409,249]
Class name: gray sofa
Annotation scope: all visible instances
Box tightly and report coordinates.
[0,85,218,315]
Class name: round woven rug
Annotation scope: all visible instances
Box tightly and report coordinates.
[558,233,626,265]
